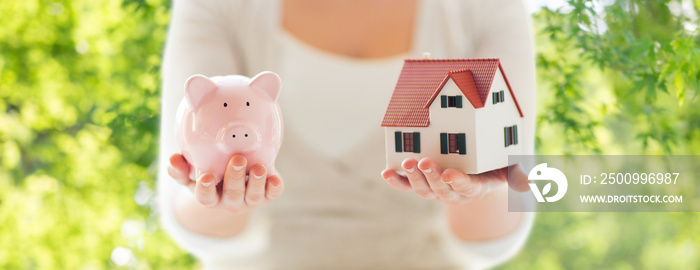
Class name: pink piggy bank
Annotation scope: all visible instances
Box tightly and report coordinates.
[176,71,283,182]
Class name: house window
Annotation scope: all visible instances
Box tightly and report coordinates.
[441,95,463,108]
[448,134,459,153]
[440,133,466,155]
[394,131,421,153]
[504,125,519,147]
[403,133,414,152]
[492,90,506,104]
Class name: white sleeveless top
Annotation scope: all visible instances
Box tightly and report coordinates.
[158,1,536,269]
[277,31,407,158]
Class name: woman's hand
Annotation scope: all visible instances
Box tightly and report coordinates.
[167,154,284,214]
[381,158,530,205]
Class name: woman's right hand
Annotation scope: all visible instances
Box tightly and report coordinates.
[167,154,284,214]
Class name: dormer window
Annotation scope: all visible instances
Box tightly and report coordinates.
[492,90,505,104]
[440,95,463,108]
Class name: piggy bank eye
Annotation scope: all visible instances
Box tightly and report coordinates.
[246,101,250,106]
[223,102,228,107]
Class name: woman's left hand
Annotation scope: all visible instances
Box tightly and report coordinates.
[381,158,531,205]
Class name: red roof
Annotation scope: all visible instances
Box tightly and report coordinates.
[381,58,524,127]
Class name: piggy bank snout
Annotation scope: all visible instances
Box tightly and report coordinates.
[217,122,262,152]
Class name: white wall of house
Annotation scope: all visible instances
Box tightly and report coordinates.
[384,79,477,173]
[473,67,523,173]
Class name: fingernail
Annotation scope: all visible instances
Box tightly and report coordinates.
[252,173,264,179]
[201,180,212,187]
[442,179,454,184]
[421,168,432,174]
[231,156,246,171]
[270,177,281,187]
[381,170,391,180]
[404,165,415,173]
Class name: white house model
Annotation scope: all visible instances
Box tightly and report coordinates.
[381,57,523,174]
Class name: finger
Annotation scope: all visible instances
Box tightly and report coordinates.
[403,158,436,200]
[168,154,191,186]
[167,165,189,186]
[168,166,196,192]
[169,154,189,172]
[381,169,412,192]
[441,168,487,199]
[265,175,284,200]
[417,158,456,200]
[508,165,531,192]
[245,164,267,207]
[469,166,508,184]
[194,173,219,207]
[221,155,247,210]
[185,180,196,192]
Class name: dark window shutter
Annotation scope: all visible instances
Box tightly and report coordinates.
[500,90,505,102]
[455,96,463,108]
[514,125,518,145]
[493,92,497,104]
[440,133,448,154]
[395,131,402,152]
[458,133,466,155]
[504,127,509,147]
[413,132,420,153]
[508,126,514,145]
[441,95,447,108]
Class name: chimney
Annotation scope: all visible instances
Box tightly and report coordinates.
[422,52,431,59]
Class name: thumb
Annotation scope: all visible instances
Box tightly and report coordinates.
[507,165,531,192]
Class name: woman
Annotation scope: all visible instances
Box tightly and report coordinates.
[158,0,536,269]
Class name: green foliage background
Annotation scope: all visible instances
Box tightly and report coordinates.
[0,0,698,269]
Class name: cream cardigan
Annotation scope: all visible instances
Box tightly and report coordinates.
[158,0,536,269]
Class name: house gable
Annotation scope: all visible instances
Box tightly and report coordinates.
[493,63,523,117]
[424,69,483,109]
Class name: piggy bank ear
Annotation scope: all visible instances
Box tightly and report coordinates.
[184,74,217,108]
[249,71,281,100]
